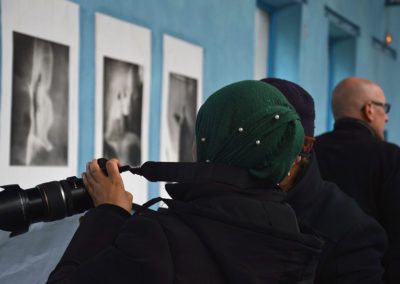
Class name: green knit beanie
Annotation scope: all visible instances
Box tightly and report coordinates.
[195,80,304,183]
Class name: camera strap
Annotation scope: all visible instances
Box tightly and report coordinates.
[132,197,162,214]
[130,162,279,217]
[128,161,276,190]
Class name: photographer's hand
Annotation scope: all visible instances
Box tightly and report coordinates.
[82,158,133,213]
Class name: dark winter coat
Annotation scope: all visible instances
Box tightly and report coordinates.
[47,163,322,284]
[285,152,387,283]
[314,118,400,283]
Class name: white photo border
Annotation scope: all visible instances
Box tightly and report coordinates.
[0,0,79,187]
[160,34,203,198]
[95,13,151,204]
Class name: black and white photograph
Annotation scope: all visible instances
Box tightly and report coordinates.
[167,72,197,162]
[1,0,79,187]
[95,13,151,205]
[160,35,203,198]
[103,57,143,166]
[10,32,69,166]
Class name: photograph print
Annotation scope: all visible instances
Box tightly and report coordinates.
[166,72,197,162]
[10,32,69,166]
[103,57,143,167]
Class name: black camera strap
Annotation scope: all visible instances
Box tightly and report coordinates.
[132,197,163,216]
[127,161,276,190]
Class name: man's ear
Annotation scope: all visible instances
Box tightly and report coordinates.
[362,102,374,122]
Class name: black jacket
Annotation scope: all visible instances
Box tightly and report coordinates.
[285,152,387,283]
[314,118,400,283]
[48,163,322,283]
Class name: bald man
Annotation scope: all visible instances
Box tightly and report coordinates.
[331,77,389,140]
[314,77,400,283]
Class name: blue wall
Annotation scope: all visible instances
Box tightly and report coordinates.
[68,0,256,199]
[1,0,400,283]
[269,3,301,83]
[298,0,400,140]
[326,37,356,130]
[2,0,399,192]
[0,1,257,283]
[257,0,400,142]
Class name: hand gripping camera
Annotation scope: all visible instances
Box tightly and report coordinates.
[0,158,135,237]
[0,158,207,237]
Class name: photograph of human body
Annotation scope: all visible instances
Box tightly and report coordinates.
[95,13,151,205]
[10,32,69,166]
[166,72,197,162]
[103,57,143,166]
[159,35,202,198]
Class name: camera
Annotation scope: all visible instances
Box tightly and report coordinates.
[0,159,202,237]
[0,158,124,237]
[0,176,94,237]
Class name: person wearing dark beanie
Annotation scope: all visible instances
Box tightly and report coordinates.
[260,78,315,157]
[261,78,387,284]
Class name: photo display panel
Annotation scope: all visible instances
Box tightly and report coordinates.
[11,32,69,166]
[160,35,203,198]
[0,0,79,187]
[166,72,198,162]
[102,57,143,167]
[95,13,151,204]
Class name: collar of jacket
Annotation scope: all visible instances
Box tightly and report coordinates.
[285,151,324,214]
[165,163,285,203]
[334,118,376,137]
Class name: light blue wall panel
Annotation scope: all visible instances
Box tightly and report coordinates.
[299,0,400,143]
[66,0,257,198]
[0,1,257,283]
[298,0,330,136]
[1,1,400,283]
[270,4,301,82]
[326,38,356,130]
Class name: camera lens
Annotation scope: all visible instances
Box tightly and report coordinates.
[0,177,93,236]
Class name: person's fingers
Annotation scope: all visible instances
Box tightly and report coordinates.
[108,158,119,166]
[107,159,122,180]
[86,161,95,178]
[89,159,103,177]
[82,172,89,188]
[108,158,123,168]
[84,167,99,190]
[87,160,107,184]
[82,172,94,195]
[125,191,133,202]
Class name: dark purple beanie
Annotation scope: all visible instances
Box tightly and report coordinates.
[260,78,315,156]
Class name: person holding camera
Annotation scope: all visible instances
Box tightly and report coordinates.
[48,80,322,283]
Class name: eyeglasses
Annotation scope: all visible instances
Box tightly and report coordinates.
[371,101,391,114]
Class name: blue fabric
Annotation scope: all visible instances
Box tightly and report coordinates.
[0,216,79,284]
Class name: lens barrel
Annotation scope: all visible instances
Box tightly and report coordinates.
[0,177,93,237]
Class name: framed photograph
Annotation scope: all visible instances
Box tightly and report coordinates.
[160,35,203,198]
[166,72,198,162]
[0,0,79,187]
[103,57,143,167]
[95,13,151,204]
[10,32,69,166]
